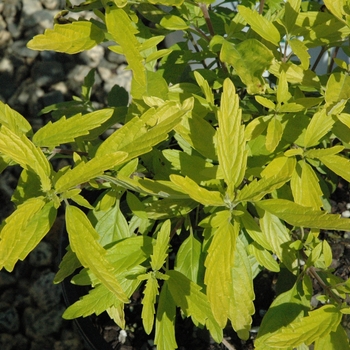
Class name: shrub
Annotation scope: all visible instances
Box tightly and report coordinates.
[1,0,350,348]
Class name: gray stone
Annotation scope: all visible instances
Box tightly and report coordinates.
[0,271,16,290]
[12,40,39,59]
[13,333,29,350]
[23,306,64,339]
[23,10,56,30]
[29,272,62,311]
[29,241,54,267]
[79,45,105,68]
[30,336,56,350]
[41,0,66,11]
[22,0,43,16]
[31,61,65,87]
[0,333,15,350]
[0,302,20,333]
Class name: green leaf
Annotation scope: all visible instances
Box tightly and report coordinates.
[175,233,202,284]
[230,238,255,340]
[174,113,217,160]
[248,242,280,272]
[0,101,32,137]
[160,15,188,30]
[205,214,238,327]
[304,108,334,148]
[97,100,191,160]
[276,70,291,105]
[256,199,350,231]
[217,78,247,200]
[255,282,310,349]
[283,0,301,34]
[142,274,159,334]
[54,152,128,193]
[318,154,350,183]
[305,146,344,159]
[154,283,177,350]
[170,175,225,207]
[291,160,323,209]
[265,304,342,347]
[323,0,348,23]
[151,220,171,271]
[94,201,131,246]
[0,125,52,192]
[66,205,129,303]
[220,39,273,94]
[166,270,223,343]
[54,246,81,284]
[194,71,214,105]
[127,191,148,220]
[236,162,293,203]
[314,323,350,350]
[289,39,310,70]
[0,198,56,272]
[27,21,104,54]
[238,6,280,46]
[255,96,275,110]
[32,109,114,149]
[259,210,297,273]
[325,72,350,108]
[105,7,146,86]
[266,117,283,153]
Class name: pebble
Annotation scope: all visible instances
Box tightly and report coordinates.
[29,241,54,267]
[0,302,20,333]
[29,272,62,311]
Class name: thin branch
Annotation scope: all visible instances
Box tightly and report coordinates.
[222,338,237,350]
[311,46,327,72]
[198,3,215,38]
[259,0,265,15]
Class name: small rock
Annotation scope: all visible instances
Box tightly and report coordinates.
[0,333,15,350]
[79,45,105,68]
[0,271,16,290]
[29,272,62,311]
[13,333,29,350]
[31,61,65,87]
[22,0,43,16]
[29,241,54,267]
[12,40,39,59]
[0,302,20,333]
[23,306,64,339]
[30,336,56,350]
[54,338,83,350]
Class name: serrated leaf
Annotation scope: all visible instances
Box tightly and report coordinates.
[97,100,191,160]
[55,152,128,193]
[255,96,275,110]
[27,21,104,54]
[276,70,291,104]
[255,282,310,349]
[205,213,238,327]
[142,274,159,334]
[291,160,323,209]
[174,113,217,160]
[160,14,188,30]
[154,283,177,350]
[0,126,51,192]
[220,39,273,94]
[0,198,56,272]
[194,71,214,105]
[217,78,247,200]
[289,39,310,70]
[265,304,342,347]
[259,210,297,273]
[319,154,350,183]
[175,233,202,283]
[170,175,225,207]
[236,165,293,203]
[127,191,148,220]
[66,205,128,303]
[325,72,350,108]
[105,7,146,86]
[314,323,350,350]
[238,6,280,46]
[151,220,171,271]
[266,117,283,152]
[54,246,81,283]
[323,0,348,23]
[256,199,350,231]
[94,201,131,246]
[305,146,344,159]
[0,101,32,137]
[283,0,301,33]
[304,108,334,148]
[229,238,255,340]
[166,270,223,343]
[33,109,114,149]
[248,242,280,272]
